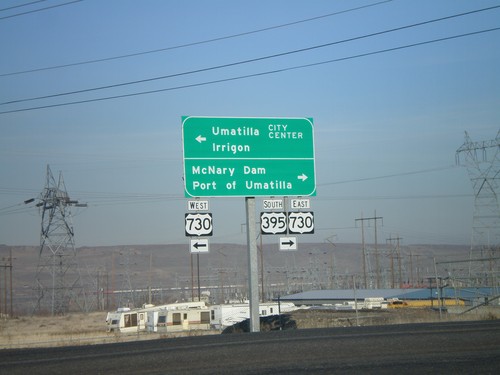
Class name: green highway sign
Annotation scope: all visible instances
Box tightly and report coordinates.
[182,116,316,197]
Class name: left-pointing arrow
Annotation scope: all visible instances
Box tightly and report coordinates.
[190,238,209,253]
[194,241,207,249]
[196,135,206,143]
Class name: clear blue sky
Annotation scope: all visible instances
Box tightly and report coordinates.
[1,0,499,247]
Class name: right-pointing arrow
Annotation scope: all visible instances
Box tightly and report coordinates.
[279,236,297,251]
[297,173,308,182]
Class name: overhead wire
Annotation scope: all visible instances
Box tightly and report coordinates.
[318,165,458,186]
[0,206,36,216]
[0,0,394,77]
[0,0,83,20]
[0,162,472,215]
[0,195,40,216]
[3,4,499,106]
[0,3,492,245]
[0,201,26,212]
[1,26,499,115]
[0,191,472,214]
[316,193,472,201]
[0,189,184,215]
[0,187,40,196]
[0,0,49,12]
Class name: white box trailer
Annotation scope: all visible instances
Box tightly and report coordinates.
[210,302,297,329]
[332,298,388,311]
[106,307,148,333]
[363,297,388,309]
[106,301,207,333]
[146,307,211,333]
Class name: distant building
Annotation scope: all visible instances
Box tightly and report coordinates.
[277,288,497,308]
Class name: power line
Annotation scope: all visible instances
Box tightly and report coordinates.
[0,0,49,12]
[0,164,460,206]
[0,163,471,215]
[3,4,499,106]
[0,192,471,215]
[0,187,40,196]
[318,165,458,186]
[1,26,498,115]
[0,0,83,21]
[0,206,35,216]
[0,0,393,77]
[0,202,26,214]
[0,193,183,215]
[317,194,472,201]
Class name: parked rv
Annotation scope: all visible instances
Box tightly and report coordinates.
[106,301,207,333]
[147,307,211,333]
[106,301,299,333]
[106,307,147,333]
[210,301,298,330]
[332,298,388,311]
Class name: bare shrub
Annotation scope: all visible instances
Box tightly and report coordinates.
[481,312,499,320]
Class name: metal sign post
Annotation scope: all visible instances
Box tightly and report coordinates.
[245,197,260,333]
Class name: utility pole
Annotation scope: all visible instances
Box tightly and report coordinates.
[413,253,423,287]
[387,236,403,288]
[409,250,413,287]
[111,252,116,308]
[355,213,367,289]
[355,212,383,288]
[148,252,153,305]
[325,235,337,289]
[387,238,395,288]
[374,210,380,289]
[0,249,13,317]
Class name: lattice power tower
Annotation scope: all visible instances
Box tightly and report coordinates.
[31,165,87,315]
[456,131,500,286]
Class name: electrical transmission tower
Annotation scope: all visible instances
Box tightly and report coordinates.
[30,165,87,315]
[456,131,500,286]
[117,249,137,308]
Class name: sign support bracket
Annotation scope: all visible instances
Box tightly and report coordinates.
[245,197,260,332]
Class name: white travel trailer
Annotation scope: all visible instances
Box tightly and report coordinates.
[106,307,148,333]
[107,301,298,332]
[333,298,388,311]
[210,301,298,329]
[363,297,388,309]
[106,301,207,333]
[146,306,211,333]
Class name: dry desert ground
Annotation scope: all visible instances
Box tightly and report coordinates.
[1,306,499,349]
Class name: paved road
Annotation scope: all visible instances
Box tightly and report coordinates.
[1,320,499,374]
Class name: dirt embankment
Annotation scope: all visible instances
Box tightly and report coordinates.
[291,307,499,329]
[1,307,498,350]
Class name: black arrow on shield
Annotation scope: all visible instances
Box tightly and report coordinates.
[281,239,295,247]
[193,241,207,250]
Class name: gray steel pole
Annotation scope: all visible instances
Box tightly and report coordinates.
[246,197,260,332]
